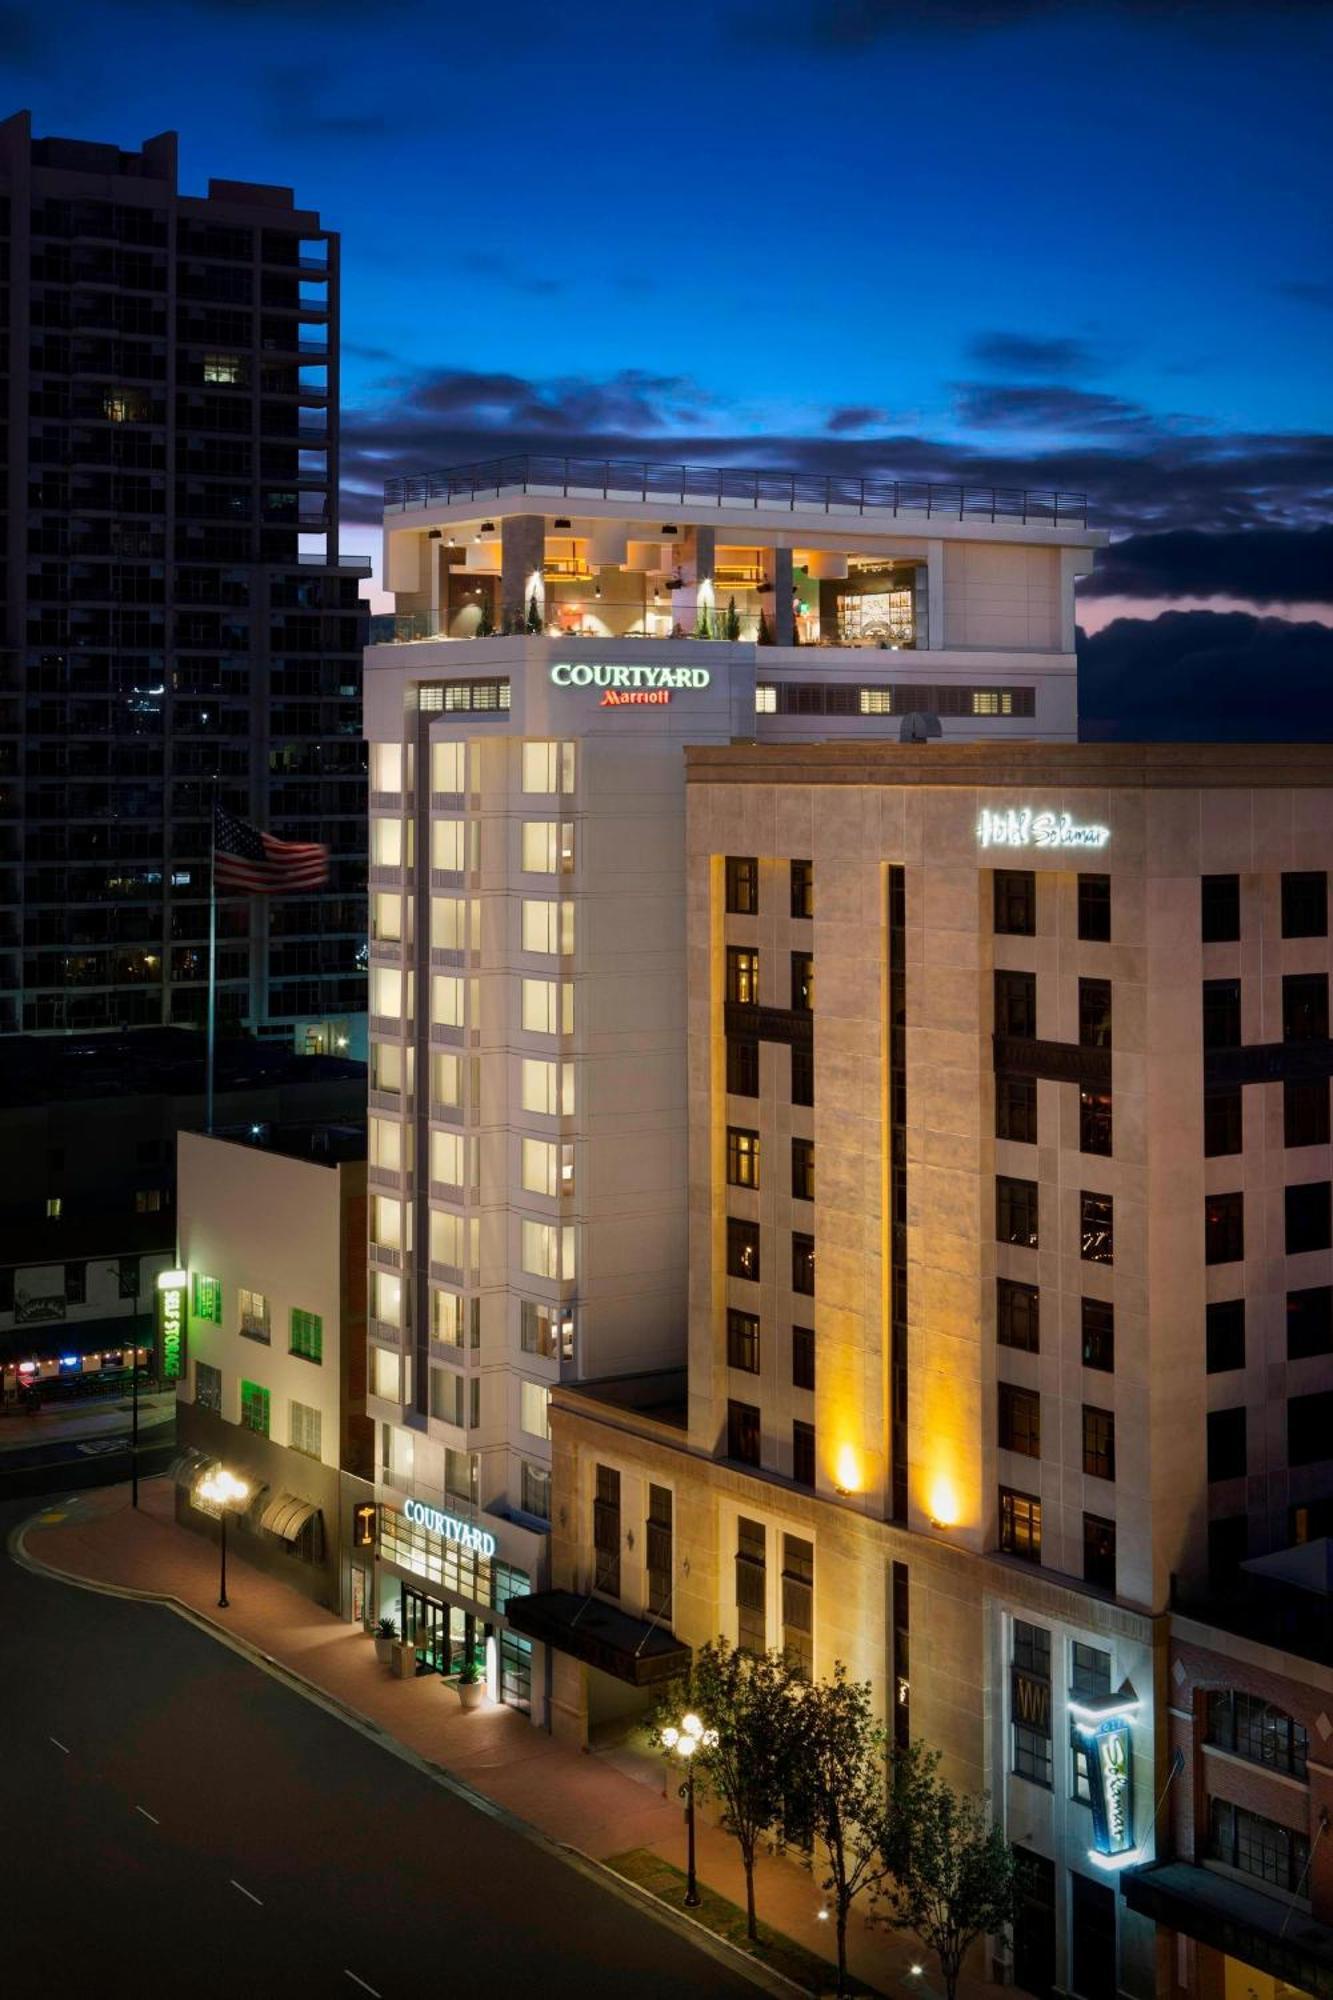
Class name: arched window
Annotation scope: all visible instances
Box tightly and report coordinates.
[1205,1689,1308,1779]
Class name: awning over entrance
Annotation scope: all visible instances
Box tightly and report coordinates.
[166,1445,219,1488]
[1122,1860,1333,1997]
[259,1492,320,1542]
[505,1589,689,1687]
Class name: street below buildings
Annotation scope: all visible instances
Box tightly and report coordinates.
[0,1492,760,1999]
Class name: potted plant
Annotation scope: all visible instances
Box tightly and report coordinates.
[455,1655,486,1711]
[374,1616,397,1666]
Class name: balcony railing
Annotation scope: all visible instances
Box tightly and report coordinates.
[384,453,1089,528]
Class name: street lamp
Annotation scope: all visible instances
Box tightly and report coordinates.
[661,1709,717,1908]
[197,1467,249,1608]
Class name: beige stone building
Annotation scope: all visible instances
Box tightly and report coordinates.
[540,742,1333,2000]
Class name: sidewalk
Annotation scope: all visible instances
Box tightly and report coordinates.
[18,1478,1001,1999]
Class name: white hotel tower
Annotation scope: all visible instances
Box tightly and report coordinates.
[359,453,1102,1711]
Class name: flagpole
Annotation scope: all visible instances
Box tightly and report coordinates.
[206,775,218,1135]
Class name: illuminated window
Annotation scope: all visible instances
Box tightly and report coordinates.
[430,1211,466,1269]
[521,1220,573,1282]
[430,1130,465,1188]
[371,1196,402,1251]
[726,1127,760,1189]
[726,947,759,1005]
[290,1400,322,1460]
[432,819,467,871]
[522,1138,560,1196]
[370,967,402,1020]
[522,899,575,955]
[370,1345,401,1402]
[372,1271,401,1327]
[238,1288,269,1341]
[240,1379,270,1436]
[432,975,465,1027]
[432,741,465,793]
[522,978,573,1034]
[522,740,575,794]
[192,1273,222,1324]
[521,1058,572,1116]
[754,685,776,714]
[195,1360,222,1413]
[370,742,403,793]
[520,1379,551,1440]
[368,1117,402,1171]
[858,687,892,714]
[203,353,244,385]
[999,1487,1042,1563]
[290,1309,323,1363]
[431,896,473,950]
[372,892,402,942]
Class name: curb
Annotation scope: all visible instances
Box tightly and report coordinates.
[10,1502,811,2000]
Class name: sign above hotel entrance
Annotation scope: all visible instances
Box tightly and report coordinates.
[977,808,1109,850]
[404,1495,497,1559]
[550,662,711,707]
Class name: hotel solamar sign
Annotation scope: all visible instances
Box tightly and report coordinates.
[550,662,711,707]
[977,807,1109,850]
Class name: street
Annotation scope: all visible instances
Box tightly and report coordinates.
[0,1493,758,1999]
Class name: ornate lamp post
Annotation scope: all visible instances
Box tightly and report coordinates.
[197,1467,250,1608]
[661,1710,717,1908]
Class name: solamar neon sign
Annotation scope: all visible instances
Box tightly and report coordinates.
[977,808,1109,850]
[550,662,711,708]
[404,1496,496,1559]
[1071,1687,1141,1871]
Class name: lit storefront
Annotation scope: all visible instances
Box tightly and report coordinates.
[371,1501,535,1711]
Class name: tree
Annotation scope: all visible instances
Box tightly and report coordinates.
[652,1641,799,1939]
[724,594,741,642]
[526,589,542,633]
[757,608,774,646]
[781,1665,888,1994]
[696,600,712,639]
[877,1744,1017,2000]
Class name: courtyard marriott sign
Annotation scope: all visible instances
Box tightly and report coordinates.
[977,807,1109,850]
[404,1496,497,1559]
[550,662,711,707]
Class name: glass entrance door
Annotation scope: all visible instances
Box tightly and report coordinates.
[400,1585,446,1672]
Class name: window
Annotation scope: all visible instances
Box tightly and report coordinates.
[521,899,574,955]
[238,1288,269,1341]
[726,947,759,1005]
[1204,1087,1243,1157]
[290,1401,322,1460]
[240,1380,270,1437]
[727,1309,760,1373]
[1080,1088,1113,1157]
[65,1261,86,1305]
[1286,1180,1331,1255]
[997,1177,1040,1248]
[369,1116,403,1172]
[203,352,244,384]
[782,1534,815,1672]
[792,1232,815,1297]
[521,1138,560,1196]
[521,1057,571,1116]
[518,1460,551,1521]
[1000,1487,1042,1563]
[999,1384,1041,1458]
[522,740,575,794]
[790,953,814,1013]
[727,1127,761,1189]
[997,1075,1037,1144]
[429,1368,463,1426]
[1078,978,1112,1050]
[432,895,475,951]
[790,860,813,920]
[1083,1514,1116,1592]
[995,970,1037,1038]
[1072,1641,1112,1701]
[727,1217,760,1282]
[1284,973,1329,1044]
[1286,1078,1331,1149]
[1203,979,1242,1051]
[432,974,466,1028]
[1078,874,1111,943]
[1288,1285,1333,1360]
[290,1309,322,1363]
[521,1299,573,1361]
[1206,1191,1245,1264]
[372,1271,402,1328]
[372,892,402,943]
[45,1197,62,1220]
[1080,1192,1114,1264]
[725,855,759,914]
[1081,1298,1115,1372]
[998,1278,1040,1353]
[1201,874,1240,943]
[521,821,573,874]
[433,1290,463,1347]
[994,869,1036,937]
[135,1189,163,1215]
[792,1421,816,1491]
[1283,870,1328,939]
[522,977,573,1036]
[195,1360,221,1413]
[791,1137,815,1202]
[727,1037,759,1098]
[1206,1691,1308,1780]
[1289,1389,1333,1466]
[593,1464,621,1596]
[1207,1799,1309,1896]
[755,684,776,714]
[735,1517,766,1653]
[792,1043,814,1107]
[1082,1406,1115,1481]
[1206,1299,1246,1372]
[520,1379,551,1441]
[792,1324,816,1390]
[1208,1406,1247,1480]
[1011,1620,1051,1784]
[192,1273,222,1324]
[372,1195,403,1251]
[625,1481,669,1620]
[445,1448,479,1507]
[520,1220,573,1282]
[370,1345,401,1402]
[727,1400,761,1467]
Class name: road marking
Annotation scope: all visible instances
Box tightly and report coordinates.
[49,1736,70,1754]
[230,1879,263,1907]
[345,1975,381,1997]
[135,1805,160,1825]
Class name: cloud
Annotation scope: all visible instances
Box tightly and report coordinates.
[1078,610,1333,740]
[966,331,1104,377]
[1278,279,1333,309]
[951,381,1156,434]
[760,0,1333,45]
[1084,526,1333,604]
[825,405,888,433]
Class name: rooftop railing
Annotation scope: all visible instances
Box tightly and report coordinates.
[384,453,1088,528]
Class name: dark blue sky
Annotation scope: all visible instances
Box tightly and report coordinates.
[6,0,1333,728]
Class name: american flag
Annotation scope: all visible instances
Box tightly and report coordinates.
[214,806,329,895]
